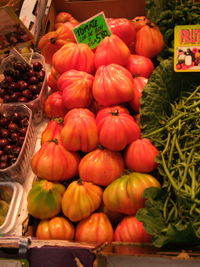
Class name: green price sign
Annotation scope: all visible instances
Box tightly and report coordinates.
[73,12,111,49]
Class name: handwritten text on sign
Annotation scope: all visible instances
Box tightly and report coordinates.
[73,12,111,49]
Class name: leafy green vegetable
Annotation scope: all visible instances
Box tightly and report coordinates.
[137,58,200,248]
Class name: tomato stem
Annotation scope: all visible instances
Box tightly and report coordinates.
[53,117,64,124]
[110,109,119,116]
[48,139,59,144]
[50,37,57,44]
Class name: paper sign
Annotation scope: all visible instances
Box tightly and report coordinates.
[0,7,34,55]
[174,25,200,72]
[73,12,111,49]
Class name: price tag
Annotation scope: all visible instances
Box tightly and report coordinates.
[174,25,200,72]
[73,12,111,49]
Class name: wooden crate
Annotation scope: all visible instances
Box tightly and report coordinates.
[43,0,146,34]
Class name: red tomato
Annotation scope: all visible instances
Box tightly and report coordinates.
[55,12,79,24]
[41,118,64,145]
[131,16,150,32]
[57,69,94,109]
[103,172,160,215]
[107,18,136,45]
[92,64,134,107]
[114,216,151,242]
[47,67,60,92]
[126,54,154,78]
[61,108,99,152]
[135,23,165,59]
[125,138,159,173]
[129,76,148,113]
[31,140,80,181]
[94,34,130,68]
[78,146,125,186]
[75,212,114,243]
[96,107,141,151]
[36,217,75,240]
[44,91,68,119]
[52,42,95,75]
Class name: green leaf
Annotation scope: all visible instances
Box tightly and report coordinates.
[140,58,200,137]
[136,187,166,237]
[166,222,200,247]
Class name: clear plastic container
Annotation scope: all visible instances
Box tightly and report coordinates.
[0,181,24,234]
[0,52,49,124]
[0,104,36,184]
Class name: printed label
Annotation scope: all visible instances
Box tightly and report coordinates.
[73,12,111,49]
[174,25,200,72]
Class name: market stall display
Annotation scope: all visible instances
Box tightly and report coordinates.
[0,0,200,266]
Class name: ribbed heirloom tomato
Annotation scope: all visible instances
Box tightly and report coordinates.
[125,138,159,173]
[44,91,68,119]
[103,172,160,215]
[96,106,141,151]
[107,18,136,46]
[52,42,95,74]
[41,118,64,145]
[75,212,114,243]
[57,69,94,109]
[94,34,130,69]
[61,180,103,222]
[36,217,75,240]
[47,67,60,92]
[78,146,125,186]
[31,140,80,181]
[61,108,99,152]
[135,23,165,58]
[114,216,151,242]
[27,180,65,219]
[92,64,134,107]
[126,54,154,78]
[38,25,75,64]
[129,76,148,113]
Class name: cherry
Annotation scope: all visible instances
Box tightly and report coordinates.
[10,132,19,142]
[3,95,11,103]
[32,62,43,72]
[17,96,28,102]
[18,80,28,91]
[8,122,18,132]
[0,161,8,169]
[36,70,45,81]
[10,92,21,102]
[29,76,38,84]
[22,89,32,99]
[27,69,35,78]
[29,84,40,94]
[4,144,13,154]
[1,129,9,138]
[12,112,22,123]
[0,88,5,98]
[4,76,13,84]
[0,117,9,127]
[0,138,9,148]
[1,154,9,162]
[19,127,27,136]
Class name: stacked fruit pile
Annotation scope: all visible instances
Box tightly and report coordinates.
[27,12,165,243]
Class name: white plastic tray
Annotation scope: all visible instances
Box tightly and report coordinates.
[0,181,24,234]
